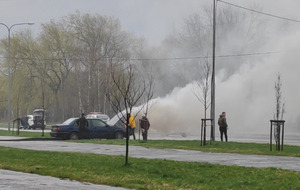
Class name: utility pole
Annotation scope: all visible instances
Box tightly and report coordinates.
[210,0,217,141]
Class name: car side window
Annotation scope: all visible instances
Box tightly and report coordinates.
[74,120,79,127]
[91,120,106,128]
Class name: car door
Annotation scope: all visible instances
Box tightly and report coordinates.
[90,119,112,138]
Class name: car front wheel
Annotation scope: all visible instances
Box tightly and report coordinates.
[70,132,79,140]
[115,132,124,139]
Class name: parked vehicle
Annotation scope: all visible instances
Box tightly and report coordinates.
[19,116,29,129]
[19,114,36,129]
[29,109,46,129]
[50,118,125,140]
[27,115,34,127]
[86,112,110,122]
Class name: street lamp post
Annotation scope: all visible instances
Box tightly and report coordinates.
[0,22,34,131]
[211,0,217,141]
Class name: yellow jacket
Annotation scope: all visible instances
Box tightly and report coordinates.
[129,114,136,128]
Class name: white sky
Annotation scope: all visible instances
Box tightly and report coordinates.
[0,0,206,45]
[0,0,299,46]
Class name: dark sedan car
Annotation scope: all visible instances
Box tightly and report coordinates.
[50,118,125,140]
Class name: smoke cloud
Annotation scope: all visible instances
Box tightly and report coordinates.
[144,30,300,137]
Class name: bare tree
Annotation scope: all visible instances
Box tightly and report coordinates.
[67,12,131,114]
[133,59,156,115]
[274,73,285,145]
[274,73,285,120]
[192,58,211,119]
[192,58,211,144]
[106,61,154,165]
[67,12,108,113]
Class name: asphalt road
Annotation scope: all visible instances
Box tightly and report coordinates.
[0,136,300,189]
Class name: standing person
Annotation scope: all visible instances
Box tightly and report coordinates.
[218,112,228,142]
[127,113,136,140]
[76,113,89,139]
[20,116,29,129]
[140,113,150,142]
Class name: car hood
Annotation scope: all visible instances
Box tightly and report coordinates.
[107,108,140,126]
[107,112,124,126]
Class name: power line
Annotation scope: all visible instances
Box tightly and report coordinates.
[131,51,280,61]
[216,51,281,58]
[0,51,280,62]
[218,0,300,23]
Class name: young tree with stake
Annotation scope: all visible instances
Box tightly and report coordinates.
[106,61,154,165]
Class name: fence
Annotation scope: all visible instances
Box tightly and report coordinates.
[270,120,285,151]
[200,118,213,146]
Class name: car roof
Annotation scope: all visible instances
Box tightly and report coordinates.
[62,117,108,124]
[87,113,108,116]
[87,113,109,118]
[65,117,107,121]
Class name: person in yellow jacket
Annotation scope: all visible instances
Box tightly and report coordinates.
[127,113,136,140]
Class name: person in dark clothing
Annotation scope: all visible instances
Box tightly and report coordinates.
[218,112,228,142]
[140,113,150,142]
[76,113,89,139]
[20,116,29,129]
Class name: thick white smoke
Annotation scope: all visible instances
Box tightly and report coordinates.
[146,84,203,135]
[105,0,300,140]
[144,31,300,137]
[216,31,300,135]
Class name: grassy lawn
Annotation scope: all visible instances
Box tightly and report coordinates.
[0,128,51,138]
[0,129,299,157]
[0,146,299,190]
[0,129,300,189]
[79,139,300,157]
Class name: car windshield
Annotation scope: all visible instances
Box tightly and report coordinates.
[62,118,77,125]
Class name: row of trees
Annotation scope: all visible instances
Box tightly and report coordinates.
[0,4,269,124]
[0,12,154,122]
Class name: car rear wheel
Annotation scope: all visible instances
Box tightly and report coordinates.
[115,132,124,139]
[70,132,79,140]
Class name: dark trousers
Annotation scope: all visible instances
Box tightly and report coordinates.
[79,128,89,139]
[131,128,136,140]
[128,127,136,140]
[142,129,148,142]
[219,127,228,142]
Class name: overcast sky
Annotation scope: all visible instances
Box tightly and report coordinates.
[0,0,206,45]
[1,0,299,46]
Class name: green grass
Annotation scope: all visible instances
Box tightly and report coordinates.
[0,130,300,189]
[0,146,299,190]
[0,129,299,157]
[0,128,51,138]
[76,139,300,157]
